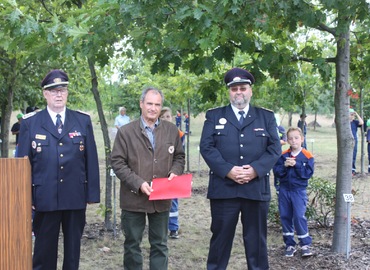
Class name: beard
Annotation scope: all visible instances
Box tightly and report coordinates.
[231,95,249,108]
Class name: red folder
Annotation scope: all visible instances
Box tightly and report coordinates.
[149,174,193,200]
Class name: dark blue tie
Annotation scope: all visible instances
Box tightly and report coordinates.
[238,111,245,126]
[56,114,63,134]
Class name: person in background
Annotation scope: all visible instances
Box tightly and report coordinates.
[366,119,370,173]
[275,114,287,146]
[273,127,314,257]
[200,67,281,270]
[175,109,182,129]
[11,113,23,157]
[350,108,364,175]
[183,112,190,134]
[26,106,40,114]
[160,107,185,239]
[114,106,130,129]
[297,113,307,149]
[18,69,100,270]
[111,87,185,270]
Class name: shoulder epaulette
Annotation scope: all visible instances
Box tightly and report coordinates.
[260,107,274,113]
[22,111,38,119]
[76,110,90,116]
[207,106,223,112]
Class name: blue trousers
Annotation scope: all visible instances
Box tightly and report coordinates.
[168,199,179,231]
[353,139,358,171]
[278,189,312,247]
[32,209,86,270]
[207,198,269,270]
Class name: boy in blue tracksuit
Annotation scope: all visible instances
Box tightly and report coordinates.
[273,127,314,257]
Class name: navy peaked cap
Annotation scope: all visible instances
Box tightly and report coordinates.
[41,69,69,89]
[224,67,255,87]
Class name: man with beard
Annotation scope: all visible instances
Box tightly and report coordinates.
[200,67,281,270]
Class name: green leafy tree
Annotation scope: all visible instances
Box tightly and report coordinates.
[116,0,370,253]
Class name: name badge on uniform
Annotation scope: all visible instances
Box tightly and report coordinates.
[35,134,46,140]
[215,125,224,129]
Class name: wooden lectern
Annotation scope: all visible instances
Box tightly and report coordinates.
[0,157,32,270]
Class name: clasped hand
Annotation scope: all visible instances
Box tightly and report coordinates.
[227,165,257,185]
[284,157,296,167]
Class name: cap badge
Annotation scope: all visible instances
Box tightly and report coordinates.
[53,78,62,83]
[232,77,242,82]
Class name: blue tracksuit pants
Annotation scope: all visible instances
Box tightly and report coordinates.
[278,188,312,247]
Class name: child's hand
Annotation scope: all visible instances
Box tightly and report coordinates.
[284,157,296,167]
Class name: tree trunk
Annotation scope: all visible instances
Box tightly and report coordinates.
[332,26,353,254]
[186,99,190,172]
[88,58,113,230]
[1,59,16,158]
[288,112,293,127]
[359,87,365,175]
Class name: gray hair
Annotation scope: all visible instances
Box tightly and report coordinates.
[140,87,164,104]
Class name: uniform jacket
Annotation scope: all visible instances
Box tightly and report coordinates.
[200,104,281,201]
[273,148,314,191]
[111,119,185,213]
[18,108,100,211]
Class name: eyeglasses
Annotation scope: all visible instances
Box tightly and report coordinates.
[230,86,249,92]
[48,87,68,96]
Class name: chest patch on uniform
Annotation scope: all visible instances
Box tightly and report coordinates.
[219,118,227,124]
[69,131,82,138]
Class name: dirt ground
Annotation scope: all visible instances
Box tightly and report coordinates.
[80,174,370,270]
[61,115,370,269]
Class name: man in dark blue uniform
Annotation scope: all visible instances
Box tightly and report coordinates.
[200,67,281,270]
[18,69,100,270]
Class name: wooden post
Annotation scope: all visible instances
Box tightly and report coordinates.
[0,157,32,270]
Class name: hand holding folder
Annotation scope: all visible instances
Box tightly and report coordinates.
[149,174,192,200]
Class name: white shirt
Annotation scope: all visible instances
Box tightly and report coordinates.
[231,104,249,121]
[47,106,66,126]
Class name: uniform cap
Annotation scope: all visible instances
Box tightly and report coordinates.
[224,67,255,87]
[41,69,69,89]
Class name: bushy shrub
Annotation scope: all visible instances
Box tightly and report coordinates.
[268,197,280,225]
[306,176,336,227]
[268,176,336,228]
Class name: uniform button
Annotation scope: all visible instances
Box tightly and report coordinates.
[60,179,63,182]
[262,133,266,136]
[154,159,157,163]
[240,156,244,159]
[60,166,64,170]
[153,175,157,178]
[240,144,243,147]
[60,154,64,158]
[59,142,63,146]
[240,134,244,137]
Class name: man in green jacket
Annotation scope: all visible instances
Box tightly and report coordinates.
[111,87,185,270]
